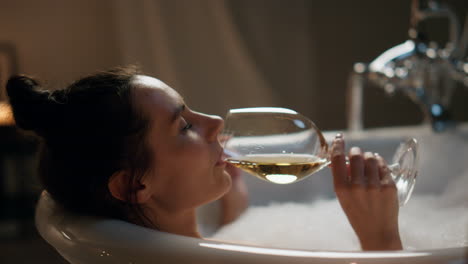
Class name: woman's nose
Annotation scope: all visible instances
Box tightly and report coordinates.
[205,115,224,143]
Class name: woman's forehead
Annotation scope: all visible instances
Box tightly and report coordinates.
[132,75,169,90]
[131,75,183,123]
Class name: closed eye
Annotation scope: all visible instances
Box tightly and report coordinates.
[181,122,192,132]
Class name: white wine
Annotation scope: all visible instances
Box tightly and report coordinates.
[226,154,329,184]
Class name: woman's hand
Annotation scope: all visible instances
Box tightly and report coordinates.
[330,134,402,251]
[219,163,249,225]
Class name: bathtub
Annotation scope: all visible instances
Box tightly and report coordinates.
[36,124,468,264]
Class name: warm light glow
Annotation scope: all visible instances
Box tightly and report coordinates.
[265,174,297,184]
[0,102,14,126]
[199,243,432,258]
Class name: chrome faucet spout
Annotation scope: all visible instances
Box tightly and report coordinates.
[347,0,467,133]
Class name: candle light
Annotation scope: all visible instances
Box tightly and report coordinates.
[0,102,14,126]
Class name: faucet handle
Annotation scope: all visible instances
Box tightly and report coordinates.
[409,0,462,59]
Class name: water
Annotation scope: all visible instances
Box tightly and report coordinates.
[211,169,468,251]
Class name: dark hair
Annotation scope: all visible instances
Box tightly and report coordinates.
[6,67,153,227]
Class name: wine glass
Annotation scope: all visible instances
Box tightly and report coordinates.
[221,107,419,206]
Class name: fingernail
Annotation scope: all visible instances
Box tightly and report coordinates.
[332,137,344,156]
[335,133,343,139]
[350,146,361,155]
[374,152,380,156]
[364,152,375,159]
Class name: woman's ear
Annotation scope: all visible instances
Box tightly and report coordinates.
[108,171,153,203]
[108,171,130,201]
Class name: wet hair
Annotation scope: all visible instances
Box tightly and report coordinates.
[6,67,153,227]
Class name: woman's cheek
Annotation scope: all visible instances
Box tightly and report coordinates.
[178,134,209,162]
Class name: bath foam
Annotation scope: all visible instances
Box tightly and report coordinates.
[211,170,468,251]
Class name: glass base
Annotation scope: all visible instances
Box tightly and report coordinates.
[391,138,419,206]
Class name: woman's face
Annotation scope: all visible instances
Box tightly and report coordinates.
[132,75,231,212]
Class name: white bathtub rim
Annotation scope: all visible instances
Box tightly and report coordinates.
[37,190,467,263]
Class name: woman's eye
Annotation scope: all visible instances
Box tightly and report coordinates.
[181,123,192,132]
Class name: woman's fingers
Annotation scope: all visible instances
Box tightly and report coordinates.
[332,147,401,250]
[364,152,380,187]
[332,136,393,190]
[348,150,382,188]
[376,154,395,187]
[349,147,365,185]
[331,134,348,189]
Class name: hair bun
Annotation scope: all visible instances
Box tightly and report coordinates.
[6,75,52,132]
[6,75,39,99]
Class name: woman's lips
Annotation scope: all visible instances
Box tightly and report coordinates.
[215,159,227,167]
[215,149,227,167]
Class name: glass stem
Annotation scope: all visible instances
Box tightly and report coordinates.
[387,163,400,172]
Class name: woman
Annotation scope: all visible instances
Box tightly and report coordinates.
[6,67,402,251]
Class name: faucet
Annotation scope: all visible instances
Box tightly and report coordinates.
[347,0,468,132]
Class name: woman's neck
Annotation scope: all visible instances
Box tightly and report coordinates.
[144,204,201,238]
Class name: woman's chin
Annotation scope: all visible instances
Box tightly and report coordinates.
[219,170,233,192]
